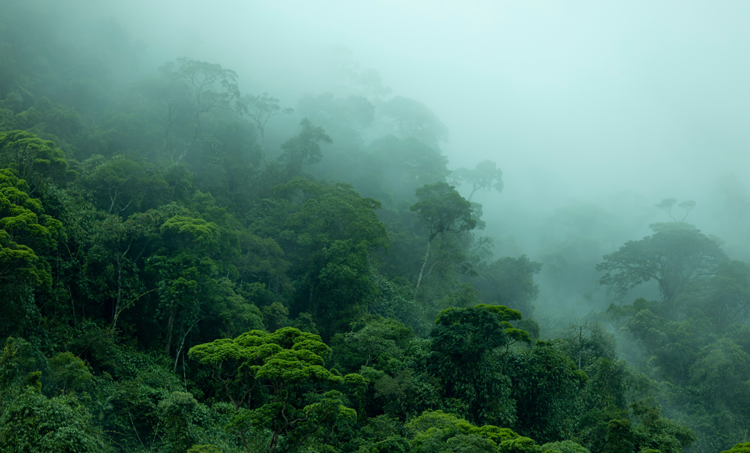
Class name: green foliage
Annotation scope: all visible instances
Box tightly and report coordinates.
[47,352,92,394]
[157,58,243,162]
[0,337,45,398]
[500,437,543,453]
[629,400,695,453]
[411,182,476,242]
[474,255,543,316]
[332,316,412,374]
[187,445,221,453]
[722,442,750,453]
[158,391,200,453]
[0,388,108,452]
[597,226,727,317]
[603,418,634,453]
[451,159,504,201]
[696,260,750,327]
[0,129,75,193]
[190,327,363,453]
[279,118,332,174]
[0,7,736,452]
[0,167,60,288]
[505,341,587,443]
[406,410,519,453]
[80,154,167,215]
[429,305,527,425]
[562,320,616,369]
[379,96,448,146]
[541,440,591,453]
[276,178,388,336]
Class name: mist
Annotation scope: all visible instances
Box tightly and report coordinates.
[82,0,750,194]
[64,0,750,251]
[2,1,750,451]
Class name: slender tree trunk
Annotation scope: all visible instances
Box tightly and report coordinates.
[414,240,432,296]
[110,244,131,338]
[239,429,248,451]
[259,128,267,167]
[174,318,201,372]
[165,306,176,354]
[269,431,280,453]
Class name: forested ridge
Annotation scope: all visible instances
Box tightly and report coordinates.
[1,2,750,453]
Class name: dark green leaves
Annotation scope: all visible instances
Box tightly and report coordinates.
[411,182,475,242]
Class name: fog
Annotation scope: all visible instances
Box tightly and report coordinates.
[5,2,750,449]
[58,0,750,311]
[83,0,750,201]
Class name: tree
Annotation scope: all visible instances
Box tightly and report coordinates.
[0,389,108,452]
[0,168,60,287]
[473,255,543,317]
[700,260,750,327]
[410,182,476,292]
[149,214,220,355]
[241,92,293,160]
[367,135,450,203]
[562,320,616,369]
[157,391,200,453]
[189,327,364,453]
[504,341,587,443]
[0,130,74,194]
[80,154,167,216]
[602,419,634,453]
[597,224,727,318]
[451,160,504,201]
[47,352,92,395]
[428,304,529,426]
[655,198,696,223]
[331,316,412,373]
[0,168,62,335]
[278,118,332,175]
[405,410,519,453]
[541,440,590,453]
[629,400,696,453]
[379,96,448,146]
[84,212,149,337]
[158,58,242,162]
[275,179,387,336]
[722,442,750,453]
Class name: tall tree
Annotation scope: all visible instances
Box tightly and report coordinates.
[451,160,504,201]
[278,118,332,175]
[596,224,727,317]
[158,58,242,162]
[241,92,293,162]
[189,327,364,453]
[275,178,387,336]
[0,168,62,335]
[410,182,475,292]
[428,304,529,426]
[379,96,448,147]
[0,130,74,194]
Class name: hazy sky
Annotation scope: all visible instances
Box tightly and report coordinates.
[83,0,750,208]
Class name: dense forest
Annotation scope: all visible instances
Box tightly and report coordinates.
[1,2,750,452]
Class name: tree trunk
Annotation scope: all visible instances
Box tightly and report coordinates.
[174,319,201,372]
[414,240,432,296]
[109,244,131,338]
[269,431,280,453]
[165,306,175,354]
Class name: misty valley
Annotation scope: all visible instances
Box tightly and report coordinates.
[1,1,750,453]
